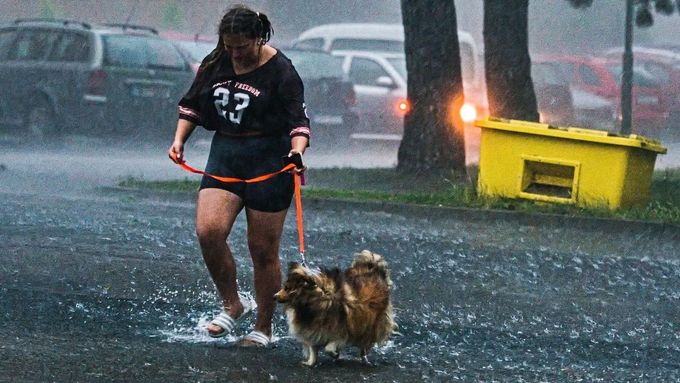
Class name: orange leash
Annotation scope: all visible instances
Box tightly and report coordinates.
[170,153,306,262]
[171,152,297,183]
[293,171,306,265]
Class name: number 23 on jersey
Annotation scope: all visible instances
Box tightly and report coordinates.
[213,87,251,124]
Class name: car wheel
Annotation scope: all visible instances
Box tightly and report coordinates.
[26,99,59,141]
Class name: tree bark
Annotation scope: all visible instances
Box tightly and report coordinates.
[483,0,539,121]
[398,0,466,173]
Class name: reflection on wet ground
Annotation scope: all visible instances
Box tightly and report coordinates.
[2,187,680,381]
[1,136,680,381]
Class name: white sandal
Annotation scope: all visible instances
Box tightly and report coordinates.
[208,307,251,338]
[239,330,271,347]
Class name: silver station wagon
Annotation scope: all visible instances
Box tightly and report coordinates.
[0,19,195,142]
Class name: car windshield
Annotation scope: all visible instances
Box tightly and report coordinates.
[174,40,215,62]
[285,50,345,80]
[532,62,567,86]
[386,57,407,80]
[103,34,186,69]
[607,65,661,87]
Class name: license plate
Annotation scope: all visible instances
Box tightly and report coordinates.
[637,96,658,105]
[312,115,343,124]
[130,86,170,98]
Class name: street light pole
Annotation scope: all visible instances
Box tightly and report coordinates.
[620,0,634,135]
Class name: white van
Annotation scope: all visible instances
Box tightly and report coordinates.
[291,23,483,96]
[292,23,486,163]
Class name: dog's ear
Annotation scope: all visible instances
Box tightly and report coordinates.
[288,261,300,270]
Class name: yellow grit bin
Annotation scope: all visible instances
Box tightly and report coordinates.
[475,117,667,209]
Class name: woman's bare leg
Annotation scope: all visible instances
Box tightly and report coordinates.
[239,207,287,344]
[195,188,245,334]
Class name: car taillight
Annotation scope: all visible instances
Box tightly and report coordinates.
[396,98,410,114]
[87,69,107,96]
[459,102,477,123]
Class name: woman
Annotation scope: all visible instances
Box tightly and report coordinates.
[168,5,309,347]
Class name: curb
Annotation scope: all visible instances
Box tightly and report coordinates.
[303,197,680,238]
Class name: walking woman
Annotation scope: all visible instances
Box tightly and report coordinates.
[168,5,309,347]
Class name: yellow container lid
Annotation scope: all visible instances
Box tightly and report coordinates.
[475,117,667,154]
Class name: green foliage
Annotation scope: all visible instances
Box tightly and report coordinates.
[118,176,197,193]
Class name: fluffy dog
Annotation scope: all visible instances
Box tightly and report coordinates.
[274,250,396,366]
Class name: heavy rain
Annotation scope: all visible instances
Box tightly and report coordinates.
[2,1,680,382]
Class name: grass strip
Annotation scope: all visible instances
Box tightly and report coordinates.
[118,168,680,225]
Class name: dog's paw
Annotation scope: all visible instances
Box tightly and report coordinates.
[324,342,340,360]
[300,360,317,368]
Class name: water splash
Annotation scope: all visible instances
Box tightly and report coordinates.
[150,291,260,344]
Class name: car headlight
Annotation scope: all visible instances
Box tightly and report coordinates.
[460,102,477,123]
[396,98,410,114]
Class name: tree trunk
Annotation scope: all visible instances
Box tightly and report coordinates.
[483,0,539,121]
[398,0,466,173]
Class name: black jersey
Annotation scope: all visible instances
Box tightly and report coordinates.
[178,50,310,139]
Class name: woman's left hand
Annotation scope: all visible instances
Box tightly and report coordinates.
[286,150,306,173]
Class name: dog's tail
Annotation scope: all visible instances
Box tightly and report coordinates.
[352,250,392,287]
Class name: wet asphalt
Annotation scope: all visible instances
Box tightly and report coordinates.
[2,140,680,382]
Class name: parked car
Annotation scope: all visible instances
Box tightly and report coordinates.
[0,19,195,141]
[649,43,680,55]
[569,87,618,131]
[604,46,680,141]
[332,51,407,139]
[333,50,486,164]
[531,61,574,126]
[292,23,406,53]
[284,49,358,144]
[535,54,669,138]
[293,23,487,146]
[159,31,217,73]
[292,23,484,101]
[531,60,616,130]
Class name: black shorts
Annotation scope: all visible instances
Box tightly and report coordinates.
[200,133,293,212]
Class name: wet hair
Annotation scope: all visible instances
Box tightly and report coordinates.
[219,5,273,43]
[187,5,273,98]
[200,5,273,72]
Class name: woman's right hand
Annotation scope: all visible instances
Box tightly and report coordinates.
[168,140,184,164]
[169,119,197,163]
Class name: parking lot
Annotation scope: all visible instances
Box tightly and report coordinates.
[2,140,680,382]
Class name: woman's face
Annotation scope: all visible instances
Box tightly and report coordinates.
[222,34,260,65]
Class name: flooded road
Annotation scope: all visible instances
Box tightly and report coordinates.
[2,138,680,382]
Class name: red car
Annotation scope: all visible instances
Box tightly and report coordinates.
[605,47,680,141]
[534,54,669,138]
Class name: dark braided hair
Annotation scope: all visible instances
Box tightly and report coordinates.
[187,5,273,97]
[201,5,273,72]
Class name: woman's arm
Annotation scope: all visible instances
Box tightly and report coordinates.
[290,135,308,155]
[168,119,196,163]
